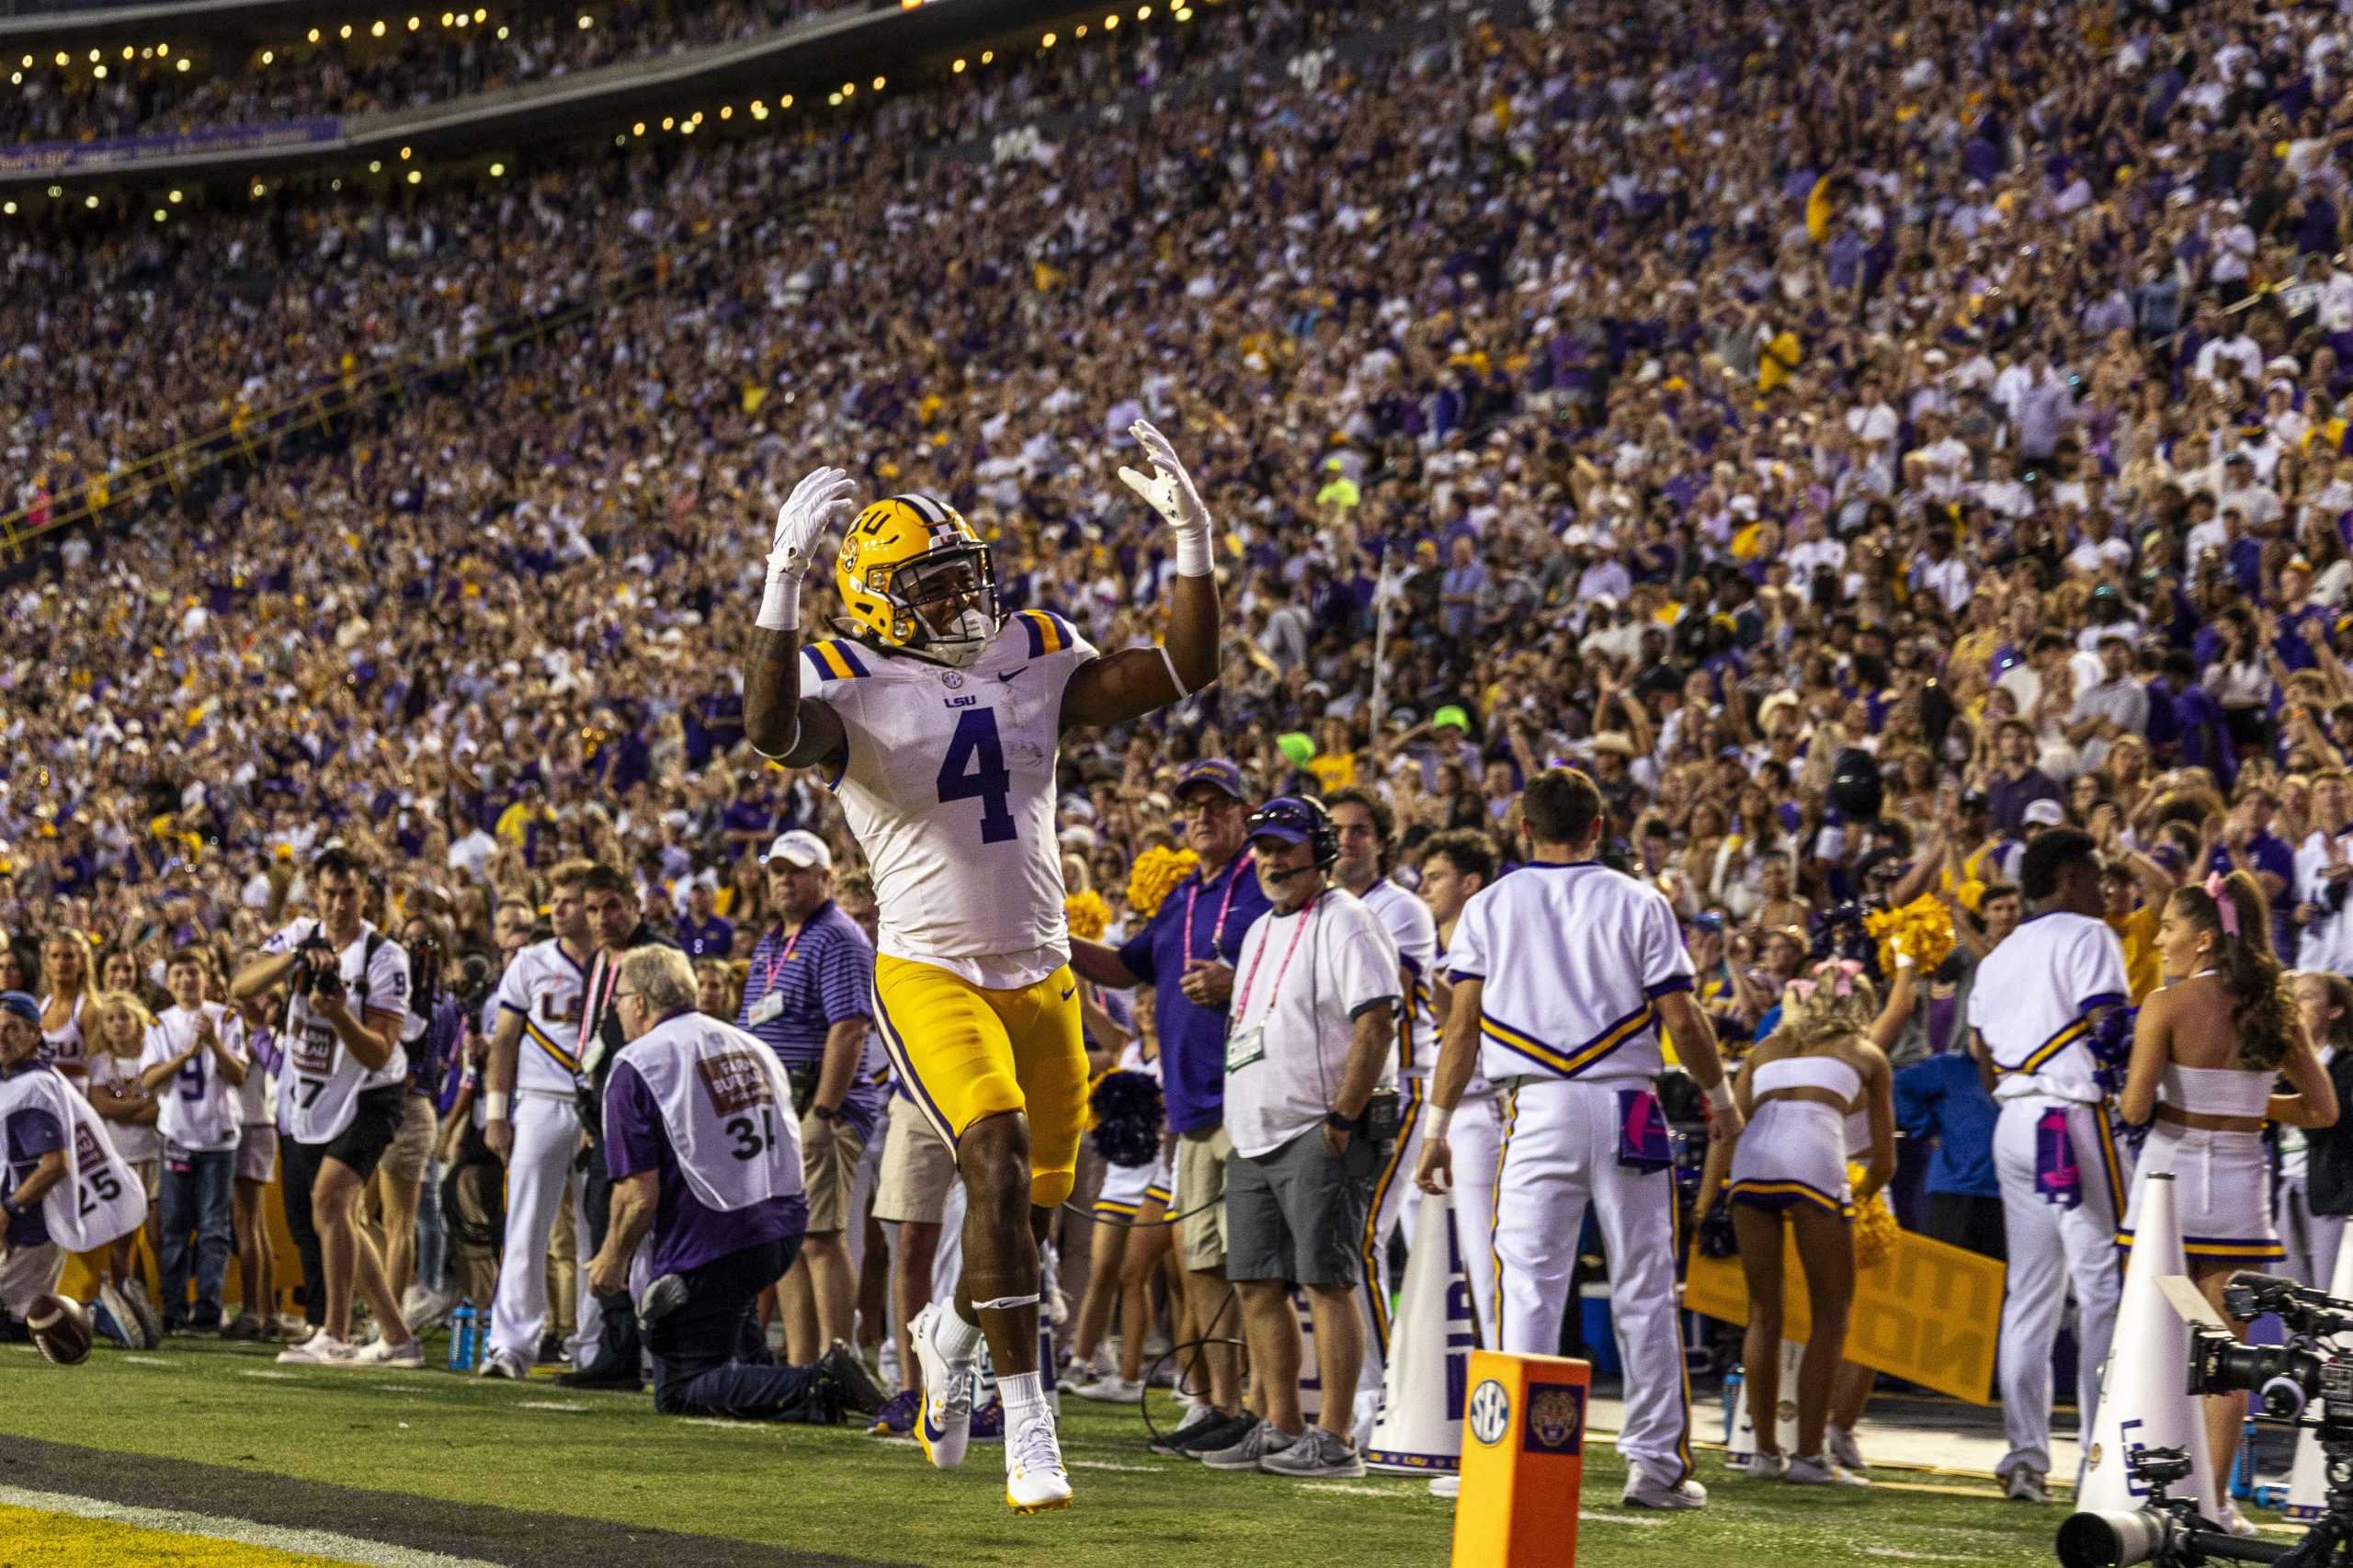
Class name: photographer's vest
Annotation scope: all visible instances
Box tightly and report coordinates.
[282,930,392,1146]
[0,1063,146,1251]
[614,1013,806,1213]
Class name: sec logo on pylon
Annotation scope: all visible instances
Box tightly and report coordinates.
[1468,1379,1511,1446]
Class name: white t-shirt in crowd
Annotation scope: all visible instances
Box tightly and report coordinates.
[84,1049,162,1165]
[1222,886,1400,1160]
[140,1002,248,1153]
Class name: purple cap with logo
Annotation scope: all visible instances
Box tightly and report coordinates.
[1174,758,1246,802]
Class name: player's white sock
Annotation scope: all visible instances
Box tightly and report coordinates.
[938,1302,986,1365]
[1000,1369,1051,1430]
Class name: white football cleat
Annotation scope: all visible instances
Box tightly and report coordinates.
[911,1302,973,1471]
[275,1333,350,1366]
[1005,1407,1074,1515]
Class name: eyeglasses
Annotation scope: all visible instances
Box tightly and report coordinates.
[612,991,642,1006]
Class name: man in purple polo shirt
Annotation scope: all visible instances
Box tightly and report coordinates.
[737,829,881,1366]
[587,947,882,1424]
[1069,757,1271,1458]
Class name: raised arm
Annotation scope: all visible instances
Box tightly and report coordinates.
[1062,420,1221,730]
[743,467,857,768]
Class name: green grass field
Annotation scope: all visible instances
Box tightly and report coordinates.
[0,1337,2095,1566]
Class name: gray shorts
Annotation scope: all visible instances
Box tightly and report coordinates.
[236,1124,278,1186]
[1224,1126,1383,1289]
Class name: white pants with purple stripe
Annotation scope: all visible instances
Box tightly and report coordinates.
[1993,1093,2130,1483]
[488,1092,603,1365]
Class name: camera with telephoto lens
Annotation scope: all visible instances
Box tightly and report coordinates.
[293,937,344,1004]
[2057,1273,2353,1567]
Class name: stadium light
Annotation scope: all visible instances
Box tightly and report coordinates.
[842,81,854,96]
[779,93,792,107]
[578,14,593,28]
[371,20,387,38]
[310,28,322,41]
[690,110,702,123]
[369,159,381,171]
[330,178,341,189]
[176,58,189,71]
[489,161,505,176]
[121,45,133,59]
[681,119,695,134]
[474,8,486,20]
[250,182,263,197]
[953,59,965,73]
[86,49,99,62]
[407,169,421,184]
[1138,5,1151,15]
[660,116,674,130]
[1176,6,1191,17]
[153,209,165,222]
[400,145,412,159]
[1042,31,1056,46]
[1075,24,1086,35]
[827,92,840,106]
[18,56,28,68]
[258,51,271,65]
[84,194,97,208]
[873,75,885,89]
[45,185,59,197]
[1106,15,1119,28]
[631,121,644,135]
[3,202,13,215]
[440,11,453,23]
[92,64,105,77]
[155,41,168,54]
[409,16,422,29]
[6,73,16,85]
[719,106,731,119]
[981,50,994,62]
[168,188,181,201]
[340,23,353,38]
[496,26,508,38]
[52,52,66,66]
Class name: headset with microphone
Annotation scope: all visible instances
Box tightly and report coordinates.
[1245,794,1339,881]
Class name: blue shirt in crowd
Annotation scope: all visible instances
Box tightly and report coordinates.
[737,901,882,1143]
[1893,1051,2000,1199]
[1118,851,1274,1135]
[677,914,735,960]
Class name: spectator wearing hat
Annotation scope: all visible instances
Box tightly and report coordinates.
[1069,756,1271,1458]
[735,829,878,1368]
[1196,795,1397,1480]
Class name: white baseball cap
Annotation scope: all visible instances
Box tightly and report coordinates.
[761,830,833,871]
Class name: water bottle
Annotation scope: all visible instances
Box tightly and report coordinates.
[2234,1418,2258,1500]
[449,1299,474,1371]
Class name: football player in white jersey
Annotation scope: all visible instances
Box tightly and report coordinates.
[478,859,600,1380]
[741,421,1220,1514]
[1324,788,1439,1447]
[1415,769,1742,1511]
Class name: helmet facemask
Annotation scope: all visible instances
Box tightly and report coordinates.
[885,545,1000,669]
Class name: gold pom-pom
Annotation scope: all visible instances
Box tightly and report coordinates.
[1864,893,1957,978]
[1063,890,1112,942]
[1847,1162,1900,1271]
[1126,846,1199,921]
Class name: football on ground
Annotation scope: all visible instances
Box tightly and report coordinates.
[26,1292,92,1366]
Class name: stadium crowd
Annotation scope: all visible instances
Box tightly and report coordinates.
[0,0,823,145]
[8,0,2353,1506]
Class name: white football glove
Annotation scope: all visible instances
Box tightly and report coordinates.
[757,466,857,631]
[1118,420,1213,575]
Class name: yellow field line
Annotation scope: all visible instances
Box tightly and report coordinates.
[0,1488,499,1568]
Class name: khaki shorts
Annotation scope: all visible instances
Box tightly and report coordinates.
[378,1093,436,1187]
[129,1159,161,1206]
[872,1094,957,1225]
[800,1108,868,1234]
[1176,1124,1232,1273]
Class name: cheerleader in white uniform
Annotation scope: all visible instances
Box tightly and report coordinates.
[1714,960,1895,1487]
[1066,1031,1176,1403]
[2121,871,2339,1504]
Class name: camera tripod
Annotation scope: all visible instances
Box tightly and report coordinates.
[2272,1444,2353,1567]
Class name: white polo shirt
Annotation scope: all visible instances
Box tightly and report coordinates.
[1222,887,1400,1160]
[1966,911,2127,1103]
[1447,861,1694,1089]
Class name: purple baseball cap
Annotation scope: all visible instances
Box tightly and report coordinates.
[1174,758,1246,802]
[0,992,37,1026]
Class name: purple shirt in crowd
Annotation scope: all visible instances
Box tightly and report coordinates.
[604,1052,807,1280]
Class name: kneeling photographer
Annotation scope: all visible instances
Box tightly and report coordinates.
[1200,796,1400,1481]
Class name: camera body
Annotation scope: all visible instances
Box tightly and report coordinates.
[293,936,346,1005]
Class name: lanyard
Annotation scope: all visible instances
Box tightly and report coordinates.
[1183,853,1254,967]
[1233,895,1318,1026]
[759,924,809,996]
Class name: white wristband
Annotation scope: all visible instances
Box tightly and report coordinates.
[1427,1107,1453,1142]
[484,1092,511,1122]
[756,571,801,632]
[1173,523,1213,578]
[1703,1079,1736,1118]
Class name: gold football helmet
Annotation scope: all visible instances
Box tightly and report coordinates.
[834,494,1001,668]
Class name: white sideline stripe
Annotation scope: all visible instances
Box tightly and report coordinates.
[1068,1460,1156,1472]
[676,1418,790,1435]
[1296,1483,1419,1498]
[0,1483,503,1568]
[121,1356,172,1366]
[241,1369,304,1381]
[517,1401,588,1412]
[1577,1511,1670,1528]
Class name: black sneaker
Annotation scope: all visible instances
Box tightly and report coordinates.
[537,1332,568,1366]
[1167,1410,1257,1459]
[818,1341,887,1419]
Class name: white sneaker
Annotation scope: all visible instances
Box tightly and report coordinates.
[1428,1473,1461,1499]
[1746,1452,1790,1480]
[353,1336,426,1369]
[1005,1408,1074,1514]
[1622,1470,1709,1510]
[275,1333,351,1366]
[911,1303,974,1471]
[476,1347,529,1381]
[1071,1373,1143,1403]
[403,1287,457,1334]
[2220,1500,2260,1539]
[1825,1424,1869,1473]
[1786,1454,1870,1487]
[2003,1468,2050,1504]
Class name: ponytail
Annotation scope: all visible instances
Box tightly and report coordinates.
[2170,870,2296,1071]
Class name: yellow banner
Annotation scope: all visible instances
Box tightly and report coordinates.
[1685,1229,2006,1404]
